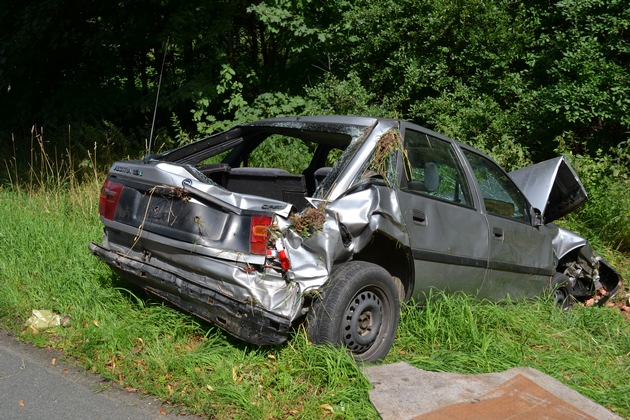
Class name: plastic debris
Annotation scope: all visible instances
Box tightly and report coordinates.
[24,310,69,330]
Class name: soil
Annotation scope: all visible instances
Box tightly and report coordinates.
[598,282,630,321]
[605,291,630,321]
[413,374,597,420]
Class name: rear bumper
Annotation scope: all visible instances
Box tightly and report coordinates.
[88,242,292,345]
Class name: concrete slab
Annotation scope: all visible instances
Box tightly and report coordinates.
[363,362,621,420]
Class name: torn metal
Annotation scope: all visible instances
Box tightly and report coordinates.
[509,156,587,223]
[510,161,622,304]
[90,116,622,354]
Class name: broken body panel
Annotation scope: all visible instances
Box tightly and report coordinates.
[509,160,621,304]
[90,116,622,351]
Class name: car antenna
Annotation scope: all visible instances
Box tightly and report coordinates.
[146,36,170,162]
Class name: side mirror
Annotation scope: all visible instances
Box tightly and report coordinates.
[531,207,544,227]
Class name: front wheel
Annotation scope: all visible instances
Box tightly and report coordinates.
[306,261,400,363]
[552,273,574,310]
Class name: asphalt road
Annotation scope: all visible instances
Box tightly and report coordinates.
[0,331,200,420]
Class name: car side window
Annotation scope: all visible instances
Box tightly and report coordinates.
[403,130,472,207]
[463,150,529,222]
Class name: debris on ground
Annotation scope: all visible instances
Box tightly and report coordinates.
[24,310,70,330]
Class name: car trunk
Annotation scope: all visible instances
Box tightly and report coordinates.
[98,161,294,265]
[91,160,302,343]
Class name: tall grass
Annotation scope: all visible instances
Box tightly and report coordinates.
[1,132,628,418]
[0,187,376,418]
[0,134,377,418]
[392,294,629,414]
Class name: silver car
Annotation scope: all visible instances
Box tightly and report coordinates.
[90,116,621,362]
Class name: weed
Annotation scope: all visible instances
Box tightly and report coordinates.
[289,205,326,238]
[366,129,411,186]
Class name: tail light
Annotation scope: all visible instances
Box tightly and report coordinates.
[99,180,124,220]
[250,215,273,255]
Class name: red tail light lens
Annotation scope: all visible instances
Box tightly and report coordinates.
[250,215,273,255]
[98,180,124,220]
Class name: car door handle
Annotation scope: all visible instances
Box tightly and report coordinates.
[413,210,427,226]
[493,227,504,241]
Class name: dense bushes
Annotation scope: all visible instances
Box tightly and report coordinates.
[1,0,628,253]
[560,139,630,252]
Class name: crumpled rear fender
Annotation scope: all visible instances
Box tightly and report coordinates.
[280,181,410,295]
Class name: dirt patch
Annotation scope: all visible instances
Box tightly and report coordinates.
[604,290,630,321]
[414,374,596,420]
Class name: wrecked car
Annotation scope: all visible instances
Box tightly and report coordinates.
[89,116,622,363]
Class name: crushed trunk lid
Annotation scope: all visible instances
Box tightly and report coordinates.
[509,157,587,223]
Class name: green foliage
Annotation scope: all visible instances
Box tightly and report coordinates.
[184,70,395,141]
[182,64,312,139]
[304,72,397,117]
[556,136,630,252]
[410,82,533,171]
[525,0,630,152]
[0,122,127,188]
[327,0,629,157]
[247,1,333,52]
[3,0,628,169]
[249,135,314,173]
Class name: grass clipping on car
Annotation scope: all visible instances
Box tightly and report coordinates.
[367,129,411,187]
[290,205,326,239]
[290,130,409,239]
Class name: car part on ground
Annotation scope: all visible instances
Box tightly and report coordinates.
[89,116,622,363]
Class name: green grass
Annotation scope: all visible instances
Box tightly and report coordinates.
[392,293,630,415]
[1,186,628,418]
[0,187,374,418]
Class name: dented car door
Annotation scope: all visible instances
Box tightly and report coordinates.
[398,126,490,298]
[462,149,555,299]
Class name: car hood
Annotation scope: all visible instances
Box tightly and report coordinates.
[509,157,587,223]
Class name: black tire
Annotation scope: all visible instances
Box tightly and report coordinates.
[306,261,400,363]
[551,273,574,310]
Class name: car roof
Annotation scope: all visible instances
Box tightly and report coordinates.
[245,115,383,128]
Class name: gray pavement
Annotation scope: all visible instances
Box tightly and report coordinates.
[0,331,200,420]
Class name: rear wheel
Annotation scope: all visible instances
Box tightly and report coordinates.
[306,261,400,363]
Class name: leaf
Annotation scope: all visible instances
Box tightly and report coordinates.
[319,404,334,414]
